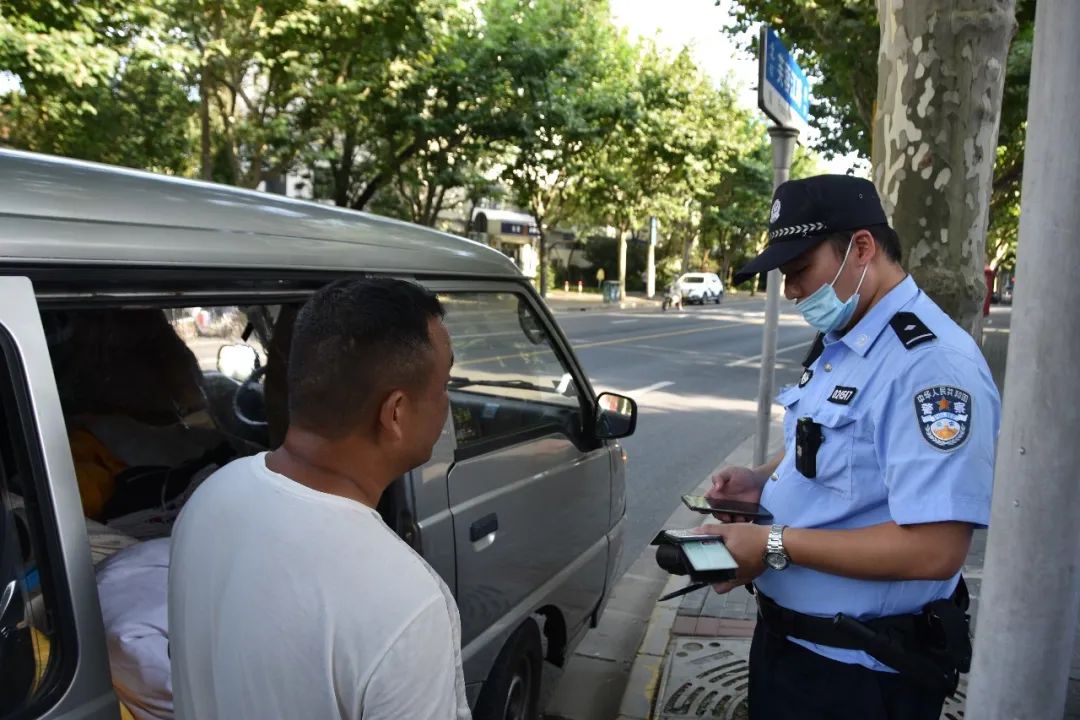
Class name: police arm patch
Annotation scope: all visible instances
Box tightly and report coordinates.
[913,386,972,451]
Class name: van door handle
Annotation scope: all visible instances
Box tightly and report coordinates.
[470,513,498,543]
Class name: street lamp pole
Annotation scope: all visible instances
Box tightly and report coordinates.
[966,2,1080,716]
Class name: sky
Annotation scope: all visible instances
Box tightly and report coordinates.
[610,0,758,104]
[609,0,866,176]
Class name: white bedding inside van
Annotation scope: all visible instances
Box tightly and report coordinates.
[95,538,173,720]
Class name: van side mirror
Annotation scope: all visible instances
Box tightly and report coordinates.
[594,392,637,439]
[217,344,259,382]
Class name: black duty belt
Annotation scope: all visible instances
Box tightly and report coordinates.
[755,591,918,650]
[754,581,972,696]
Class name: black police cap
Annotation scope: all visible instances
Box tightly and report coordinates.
[733,175,888,285]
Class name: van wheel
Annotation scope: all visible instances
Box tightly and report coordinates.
[474,619,542,720]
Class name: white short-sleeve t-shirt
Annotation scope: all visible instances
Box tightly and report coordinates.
[168,454,471,720]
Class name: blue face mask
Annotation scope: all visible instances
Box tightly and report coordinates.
[795,237,869,335]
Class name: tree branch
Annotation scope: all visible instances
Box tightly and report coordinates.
[351,138,424,210]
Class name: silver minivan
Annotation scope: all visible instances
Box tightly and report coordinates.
[0,150,635,719]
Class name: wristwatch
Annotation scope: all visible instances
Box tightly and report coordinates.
[764,524,790,571]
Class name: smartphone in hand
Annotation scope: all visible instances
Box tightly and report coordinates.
[681,494,773,520]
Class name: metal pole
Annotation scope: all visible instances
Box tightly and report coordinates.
[753,126,798,466]
[647,216,658,298]
[539,234,548,298]
[966,2,1080,716]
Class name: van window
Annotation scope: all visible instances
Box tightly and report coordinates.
[440,293,585,453]
[40,304,295,529]
[0,330,73,717]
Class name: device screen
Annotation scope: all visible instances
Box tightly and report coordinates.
[680,540,739,573]
[681,495,772,518]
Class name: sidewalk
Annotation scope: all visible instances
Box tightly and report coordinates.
[541,288,764,314]
[542,288,663,313]
[608,304,1059,720]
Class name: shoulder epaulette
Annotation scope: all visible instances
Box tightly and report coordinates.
[889,311,937,349]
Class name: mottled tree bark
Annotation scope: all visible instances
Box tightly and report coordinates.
[873,0,1016,333]
[681,235,695,275]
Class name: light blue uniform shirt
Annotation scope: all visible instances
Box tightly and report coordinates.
[755,275,1000,671]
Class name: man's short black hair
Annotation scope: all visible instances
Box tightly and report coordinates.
[287,277,445,438]
[825,224,902,264]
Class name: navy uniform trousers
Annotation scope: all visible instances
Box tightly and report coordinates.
[748,622,948,720]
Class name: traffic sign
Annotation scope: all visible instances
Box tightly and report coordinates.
[758,26,811,133]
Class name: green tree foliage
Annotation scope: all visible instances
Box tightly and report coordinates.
[0,0,195,172]
[495,0,637,294]
[570,42,771,294]
[1,0,810,286]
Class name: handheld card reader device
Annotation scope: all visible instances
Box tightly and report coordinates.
[651,528,740,601]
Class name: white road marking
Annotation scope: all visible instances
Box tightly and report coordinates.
[629,381,675,396]
[725,341,811,368]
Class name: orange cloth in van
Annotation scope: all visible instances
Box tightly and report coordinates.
[69,429,127,521]
[30,628,135,720]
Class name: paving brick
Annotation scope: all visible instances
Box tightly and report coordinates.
[716,619,757,638]
[671,616,698,636]
[701,584,757,621]
[676,586,707,616]
[695,617,721,636]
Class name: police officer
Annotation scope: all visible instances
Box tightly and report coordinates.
[700,175,1000,719]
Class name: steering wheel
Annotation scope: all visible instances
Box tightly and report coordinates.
[232,364,268,429]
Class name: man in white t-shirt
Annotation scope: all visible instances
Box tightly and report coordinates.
[169,278,470,720]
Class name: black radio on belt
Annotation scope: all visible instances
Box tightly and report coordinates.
[795,417,824,478]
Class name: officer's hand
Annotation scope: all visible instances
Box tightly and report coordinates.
[705,465,764,523]
[691,523,768,593]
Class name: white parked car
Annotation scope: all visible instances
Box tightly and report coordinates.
[676,272,724,305]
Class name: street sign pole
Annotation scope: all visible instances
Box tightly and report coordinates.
[753,126,798,466]
[752,26,809,466]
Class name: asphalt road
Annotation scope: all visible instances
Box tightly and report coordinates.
[549,296,818,578]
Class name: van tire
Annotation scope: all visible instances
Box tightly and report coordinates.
[474,618,543,720]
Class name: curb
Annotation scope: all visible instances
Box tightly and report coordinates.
[612,480,714,720]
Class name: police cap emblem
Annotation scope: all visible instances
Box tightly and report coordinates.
[914,386,971,450]
[770,199,782,224]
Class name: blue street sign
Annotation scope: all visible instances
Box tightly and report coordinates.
[758,26,811,133]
